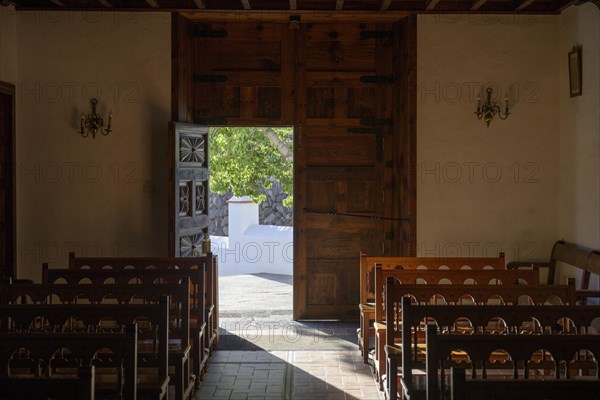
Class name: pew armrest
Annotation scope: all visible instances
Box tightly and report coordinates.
[507,261,550,270]
[385,344,402,358]
[374,322,386,332]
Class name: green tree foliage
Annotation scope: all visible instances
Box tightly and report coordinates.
[209,127,293,207]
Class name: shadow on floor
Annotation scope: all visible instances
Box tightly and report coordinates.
[250,273,293,285]
[218,321,359,351]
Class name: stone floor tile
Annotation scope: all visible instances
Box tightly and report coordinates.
[212,388,233,398]
[197,349,383,400]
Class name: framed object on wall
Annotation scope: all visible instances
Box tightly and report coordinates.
[568,46,582,97]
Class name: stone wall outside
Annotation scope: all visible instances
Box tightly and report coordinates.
[209,180,293,236]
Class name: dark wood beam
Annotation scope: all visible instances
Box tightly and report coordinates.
[556,0,574,10]
[194,0,206,8]
[97,0,112,6]
[426,0,441,10]
[145,0,159,7]
[50,0,65,6]
[514,0,535,10]
[241,0,251,9]
[335,0,344,10]
[289,0,297,9]
[380,0,393,10]
[182,10,410,22]
[470,0,488,10]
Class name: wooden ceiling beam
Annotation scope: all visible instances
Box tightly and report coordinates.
[557,0,576,10]
[514,0,535,10]
[426,0,441,10]
[380,0,392,10]
[182,10,410,22]
[14,0,571,12]
[470,0,487,10]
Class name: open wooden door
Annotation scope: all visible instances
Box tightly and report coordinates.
[0,82,15,279]
[294,23,396,320]
[168,122,210,257]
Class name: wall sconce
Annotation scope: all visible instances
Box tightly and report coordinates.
[79,98,112,139]
[475,88,510,127]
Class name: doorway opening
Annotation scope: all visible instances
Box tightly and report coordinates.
[208,126,294,339]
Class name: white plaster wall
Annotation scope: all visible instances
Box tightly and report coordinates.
[558,3,600,290]
[15,11,171,280]
[559,3,600,249]
[0,5,18,84]
[417,15,560,263]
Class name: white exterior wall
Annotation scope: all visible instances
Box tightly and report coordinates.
[212,197,293,276]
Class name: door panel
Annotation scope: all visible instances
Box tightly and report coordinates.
[168,123,210,257]
[192,22,294,126]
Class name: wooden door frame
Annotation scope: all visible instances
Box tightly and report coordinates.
[0,81,16,279]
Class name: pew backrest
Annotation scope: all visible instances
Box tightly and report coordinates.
[1,280,190,353]
[508,240,598,289]
[360,253,506,306]
[449,366,600,400]
[42,266,205,316]
[0,323,138,400]
[0,299,169,389]
[67,252,219,342]
[426,326,600,400]
[374,267,541,322]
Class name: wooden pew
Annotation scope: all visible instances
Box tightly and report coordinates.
[0,323,138,400]
[427,327,600,400]
[371,266,538,385]
[508,240,592,286]
[580,250,600,306]
[1,279,194,400]
[449,367,600,400]
[0,365,95,400]
[383,279,581,400]
[395,299,600,400]
[358,253,505,364]
[41,266,209,382]
[68,252,220,353]
[0,300,170,400]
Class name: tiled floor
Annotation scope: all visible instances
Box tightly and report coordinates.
[200,274,383,399]
[196,350,383,400]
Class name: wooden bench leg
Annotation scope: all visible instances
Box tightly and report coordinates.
[361,314,370,364]
[375,328,386,389]
[388,355,398,400]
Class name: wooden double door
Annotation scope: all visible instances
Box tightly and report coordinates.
[172,15,416,320]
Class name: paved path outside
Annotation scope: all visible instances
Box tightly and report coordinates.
[219,273,293,315]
